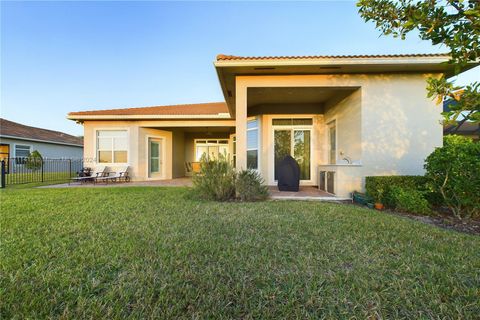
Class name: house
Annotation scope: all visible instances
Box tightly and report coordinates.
[67,53,478,198]
[0,118,83,163]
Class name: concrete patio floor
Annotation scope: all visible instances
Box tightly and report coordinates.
[39,177,194,188]
[268,186,348,201]
[39,178,349,201]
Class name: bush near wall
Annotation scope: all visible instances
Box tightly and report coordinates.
[365,176,430,208]
[236,170,269,201]
[192,156,236,201]
[424,135,480,219]
[390,186,432,216]
[192,157,269,202]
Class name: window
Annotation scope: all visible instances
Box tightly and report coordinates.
[247,118,259,169]
[195,139,229,161]
[232,135,236,167]
[328,121,336,164]
[272,118,313,126]
[15,145,31,164]
[97,130,128,163]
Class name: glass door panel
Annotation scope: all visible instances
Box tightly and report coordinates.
[196,146,208,161]
[294,130,311,180]
[274,130,291,180]
[329,124,336,164]
[149,140,162,177]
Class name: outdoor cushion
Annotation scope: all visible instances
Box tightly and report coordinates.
[277,155,300,192]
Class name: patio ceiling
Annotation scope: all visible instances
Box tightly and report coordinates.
[247,87,358,115]
[145,126,234,133]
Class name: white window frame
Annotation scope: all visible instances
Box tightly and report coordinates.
[327,120,337,165]
[145,135,166,180]
[14,144,32,158]
[247,117,260,170]
[94,128,130,165]
[14,144,32,165]
[194,139,230,161]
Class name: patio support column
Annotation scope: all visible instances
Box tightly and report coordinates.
[235,77,247,170]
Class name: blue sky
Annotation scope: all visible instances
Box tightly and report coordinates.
[1,1,478,136]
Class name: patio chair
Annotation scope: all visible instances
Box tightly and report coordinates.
[185,161,193,174]
[70,166,107,184]
[191,162,201,174]
[95,166,130,184]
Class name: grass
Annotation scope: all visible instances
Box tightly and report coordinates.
[1,187,479,319]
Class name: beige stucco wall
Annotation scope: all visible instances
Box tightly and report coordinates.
[82,120,235,180]
[139,127,173,180]
[82,121,173,181]
[235,73,443,197]
[83,120,140,178]
[324,88,362,164]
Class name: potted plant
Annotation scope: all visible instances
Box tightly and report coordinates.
[374,187,384,210]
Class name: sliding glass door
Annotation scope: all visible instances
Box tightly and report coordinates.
[274,129,311,181]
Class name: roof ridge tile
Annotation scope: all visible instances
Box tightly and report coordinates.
[216,53,450,61]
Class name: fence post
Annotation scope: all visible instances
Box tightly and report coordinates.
[41,159,44,182]
[1,160,5,188]
[69,159,72,179]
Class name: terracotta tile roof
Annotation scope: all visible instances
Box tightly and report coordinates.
[0,118,83,146]
[68,102,229,117]
[216,53,449,61]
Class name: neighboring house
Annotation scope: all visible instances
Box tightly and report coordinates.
[67,53,478,198]
[444,122,480,141]
[0,118,83,165]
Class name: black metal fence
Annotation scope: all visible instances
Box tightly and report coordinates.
[0,158,83,187]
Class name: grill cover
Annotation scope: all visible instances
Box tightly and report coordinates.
[277,155,300,191]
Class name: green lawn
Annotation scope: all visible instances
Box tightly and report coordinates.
[1,187,479,319]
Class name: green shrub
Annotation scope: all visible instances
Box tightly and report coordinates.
[25,150,43,171]
[192,155,236,201]
[365,176,428,207]
[235,169,269,201]
[391,186,432,215]
[425,135,480,219]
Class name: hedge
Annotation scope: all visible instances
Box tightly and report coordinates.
[365,176,429,208]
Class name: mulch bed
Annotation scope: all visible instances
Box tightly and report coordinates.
[384,210,480,236]
[342,201,480,236]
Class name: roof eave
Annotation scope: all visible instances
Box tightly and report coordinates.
[0,134,83,147]
[66,113,232,121]
[214,64,235,117]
